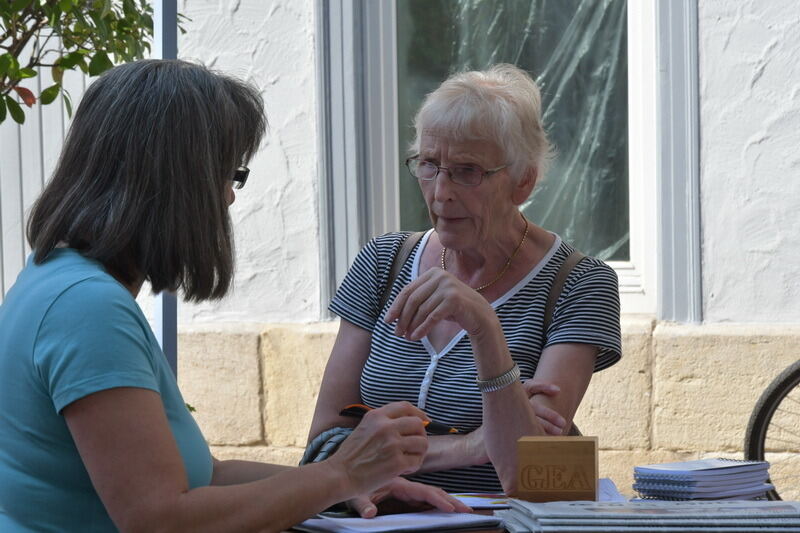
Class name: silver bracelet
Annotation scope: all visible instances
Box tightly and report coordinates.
[476,363,521,393]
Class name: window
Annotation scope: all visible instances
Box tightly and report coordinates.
[396,0,629,262]
[317,0,700,321]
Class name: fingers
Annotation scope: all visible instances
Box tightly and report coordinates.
[383,478,473,514]
[522,379,560,398]
[371,401,430,424]
[423,491,473,514]
[529,401,566,435]
[408,299,448,340]
[391,276,440,338]
[397,434,428,457]
[348,496,378,518]
[384,270,434,324]
[537,415,566,436]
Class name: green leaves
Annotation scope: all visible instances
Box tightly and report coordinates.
[51,65,64,84]
[56,51,86,70]
[5,96,24,124]
[11,0,33,11]
[0,54,20,78]
[88,51,113,76]
[40,84,61,105]
[1,0,162,124]
[62,90,73,117]
[18,67,37,79]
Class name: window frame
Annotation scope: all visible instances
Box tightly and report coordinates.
[317,0,701,322]
[153,0,179,375]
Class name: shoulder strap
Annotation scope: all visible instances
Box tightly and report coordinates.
[543,249,586,335]
[378,231,426,311]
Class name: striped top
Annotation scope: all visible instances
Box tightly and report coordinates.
[329,230,621,492]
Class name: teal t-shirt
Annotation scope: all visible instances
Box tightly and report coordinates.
[0,249,213,532]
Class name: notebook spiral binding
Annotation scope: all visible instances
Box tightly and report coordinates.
[634,458,768,482]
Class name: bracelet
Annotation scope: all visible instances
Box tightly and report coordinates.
[476,363,521,393]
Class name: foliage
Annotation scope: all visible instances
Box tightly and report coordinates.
[0,0,154,124]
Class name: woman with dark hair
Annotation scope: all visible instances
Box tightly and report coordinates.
[0,60,466,532]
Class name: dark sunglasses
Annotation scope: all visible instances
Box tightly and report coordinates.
[232,166,250,190]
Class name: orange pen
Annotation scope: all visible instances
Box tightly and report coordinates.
[339,403,459,435]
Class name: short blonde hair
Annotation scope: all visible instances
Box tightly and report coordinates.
[410,63,552,181]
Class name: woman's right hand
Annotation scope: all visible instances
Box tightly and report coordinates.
[326,402,429,496]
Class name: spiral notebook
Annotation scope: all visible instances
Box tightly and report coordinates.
[634,458,768,480]
[633,458,770,501]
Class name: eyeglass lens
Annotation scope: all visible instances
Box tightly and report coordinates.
[232,167,249,189]
[410,159,483,186]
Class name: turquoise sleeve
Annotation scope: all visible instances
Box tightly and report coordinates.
[33,277,160,414]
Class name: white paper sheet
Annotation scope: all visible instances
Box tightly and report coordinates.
[295,510,500,533]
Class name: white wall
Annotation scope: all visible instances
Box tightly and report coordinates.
[7,1,800,325]
[699,0,800,322]
[173,0,322,324]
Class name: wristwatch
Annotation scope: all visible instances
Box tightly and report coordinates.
[476,363,521,393]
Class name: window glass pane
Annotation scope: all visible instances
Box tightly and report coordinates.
[396,0,629,261]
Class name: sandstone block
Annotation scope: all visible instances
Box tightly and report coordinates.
[652,323,800,450]
[211,445,304,466]
[576,315,654,450]
[178,325,264,445]
[261,323,338,447]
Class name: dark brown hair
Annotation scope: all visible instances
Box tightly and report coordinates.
[26,59,266,301]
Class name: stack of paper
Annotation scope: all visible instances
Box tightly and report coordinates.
[633,458,771,500]
[497,500,800,532]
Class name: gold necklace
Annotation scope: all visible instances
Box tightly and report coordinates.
[440,215,529,292]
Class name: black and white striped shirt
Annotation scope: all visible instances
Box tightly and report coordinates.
[329,230,621,492]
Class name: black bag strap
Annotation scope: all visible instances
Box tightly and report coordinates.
[378,231,426,311]
[543,249,586,336]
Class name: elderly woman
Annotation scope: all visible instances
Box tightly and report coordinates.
[308,64,621,494]
[0,60,469,532]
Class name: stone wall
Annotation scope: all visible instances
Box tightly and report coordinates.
[178,318,800,497]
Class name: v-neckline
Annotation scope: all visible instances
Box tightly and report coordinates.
[410,229,563,358]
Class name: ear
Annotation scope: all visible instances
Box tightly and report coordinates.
[511,167,537,205]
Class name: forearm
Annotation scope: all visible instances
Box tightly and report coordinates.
[416,433,487,473]
[470,322,544,492]
[210,458,293,486]
[143,462,350,533]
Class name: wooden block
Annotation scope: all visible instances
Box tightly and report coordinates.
[512,436,598,502]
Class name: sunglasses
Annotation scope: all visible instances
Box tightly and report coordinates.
[231,166,250,190]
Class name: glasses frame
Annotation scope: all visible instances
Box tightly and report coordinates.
[232,166,250,190]
[404,156,507,187]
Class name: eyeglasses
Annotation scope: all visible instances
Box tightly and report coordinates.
[231,166,249,190]
[405,156,507,187]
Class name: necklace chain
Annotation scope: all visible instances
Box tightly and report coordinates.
[440,215,529,292]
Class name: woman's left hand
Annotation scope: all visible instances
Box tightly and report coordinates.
[347,477,472,518]
[523,381,566,435]
[384,268,497,340]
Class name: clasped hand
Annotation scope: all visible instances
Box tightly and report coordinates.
[384,267,496,340]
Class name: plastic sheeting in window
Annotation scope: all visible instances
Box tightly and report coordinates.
[397,0,628,261]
